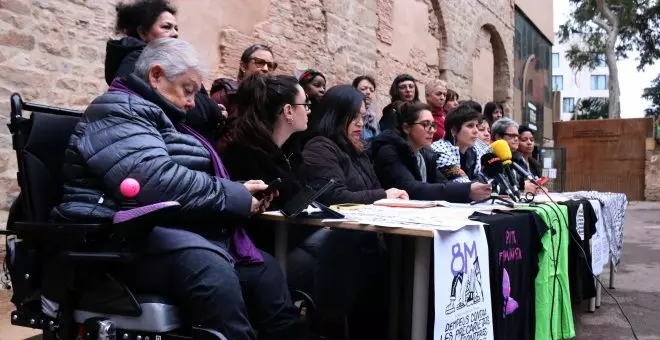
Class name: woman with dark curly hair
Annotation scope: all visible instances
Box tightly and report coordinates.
[105,0,178,85]
[105,0,225,144]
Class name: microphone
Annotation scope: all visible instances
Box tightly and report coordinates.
[480,153,518,201]
[490,140,535,182]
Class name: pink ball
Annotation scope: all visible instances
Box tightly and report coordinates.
[120,178,141,198]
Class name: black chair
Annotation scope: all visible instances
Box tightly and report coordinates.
[1,93,228,340]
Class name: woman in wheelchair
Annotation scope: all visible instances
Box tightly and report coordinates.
[51,38,304,340]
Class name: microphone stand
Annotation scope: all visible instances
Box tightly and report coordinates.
[470,182,515,208]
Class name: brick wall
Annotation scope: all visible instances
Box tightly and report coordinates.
[0,0,514,224]
[646,145,660,201]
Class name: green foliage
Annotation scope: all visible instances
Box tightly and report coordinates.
[643,74,660,118]
[572,97,609,120]
[558,0,660,72]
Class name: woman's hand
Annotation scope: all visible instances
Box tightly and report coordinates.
[218,104,228,119]
[250,197,271,214]
[524,180,541,195]
[243,180,267,194]
[386,188,409,200]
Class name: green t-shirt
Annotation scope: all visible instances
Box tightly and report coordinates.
[519,204,575,340]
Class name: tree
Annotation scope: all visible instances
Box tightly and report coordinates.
[558,0,660,119]
[642,74,660,118]
[572,97,609,120]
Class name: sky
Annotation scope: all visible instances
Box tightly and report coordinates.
[554,0,660,118]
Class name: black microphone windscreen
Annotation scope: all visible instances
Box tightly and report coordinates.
[481,153,503,178]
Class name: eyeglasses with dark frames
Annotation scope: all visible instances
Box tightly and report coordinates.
[250,57,278,71]
[412,120,438,131]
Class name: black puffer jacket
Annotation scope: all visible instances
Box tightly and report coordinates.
[104,37,145,86]
[51,74,252,243]
[370,130,472,202]
[302,136,386,205]
[104,37,224,142]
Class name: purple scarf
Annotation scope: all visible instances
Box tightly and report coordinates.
[110,77,263,264]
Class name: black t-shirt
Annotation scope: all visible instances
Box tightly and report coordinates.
[560,199,598,304]
[473,210,548,340]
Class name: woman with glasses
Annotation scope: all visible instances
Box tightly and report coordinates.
[210,44,279,152]
[491,118,539,194]
[302,84,408,339]
[380,74,421,132]
[290,69,327,148]
[371,102,487,202]
[222,74,310,212]
[238,44,278,80]
[491,117,520,153]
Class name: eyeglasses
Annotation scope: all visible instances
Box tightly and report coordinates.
[413,120,438,131]
[502,133,520,140]
[250,57,278,71]
[291,102,312,111]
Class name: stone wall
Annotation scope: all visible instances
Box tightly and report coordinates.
[0,0,515,224]
[646,145,660,201]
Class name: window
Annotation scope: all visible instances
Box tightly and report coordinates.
[552,53,560,68]
[597,55,607,67]
[552,75,563,91]
[563,97,575,113]
[591,75,608,90]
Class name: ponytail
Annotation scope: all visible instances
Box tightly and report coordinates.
[230,74,299,151]
[396,102,432,137]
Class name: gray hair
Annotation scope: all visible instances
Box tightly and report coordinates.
[491,117,519,137]
[134,37,208,82]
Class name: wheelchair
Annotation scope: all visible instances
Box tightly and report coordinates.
[1,93,320,340]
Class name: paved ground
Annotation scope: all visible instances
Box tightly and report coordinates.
[0,201,659,339]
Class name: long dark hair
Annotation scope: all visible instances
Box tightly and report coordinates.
[483,101,504,124]
[115,0,177,39]
[231,74,300,152]
[315,85,365,154]
[388,74,420,103]
[396,102,432,137]
[238,44,274,81]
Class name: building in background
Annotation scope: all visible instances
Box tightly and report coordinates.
[552,40,609,121]
[0,0,518,224]
[513,0,555,145]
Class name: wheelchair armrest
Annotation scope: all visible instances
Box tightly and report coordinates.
[192,327,229,340]
[63,251,135,263]
[112,201,181,233]
[11,221,110,237]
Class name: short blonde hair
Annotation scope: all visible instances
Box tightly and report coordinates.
[425,80,447,94]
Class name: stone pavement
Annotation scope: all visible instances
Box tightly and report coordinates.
[0,202,659,339]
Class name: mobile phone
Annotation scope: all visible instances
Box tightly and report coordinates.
[536,177,549,185]
[255,178,284,199]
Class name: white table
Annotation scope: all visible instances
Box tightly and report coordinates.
[258,212,436,340]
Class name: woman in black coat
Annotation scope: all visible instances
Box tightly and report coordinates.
[105,0,224,142]
[55,38,303,340]
[380,74,420,132]
[222,75,309,212]
[371,102,490,202]
[303,87,408,204]
[302,85,408,339]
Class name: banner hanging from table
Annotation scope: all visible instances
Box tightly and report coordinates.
[434,226,494,340]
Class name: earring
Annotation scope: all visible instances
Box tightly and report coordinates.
[287,118,293,125]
